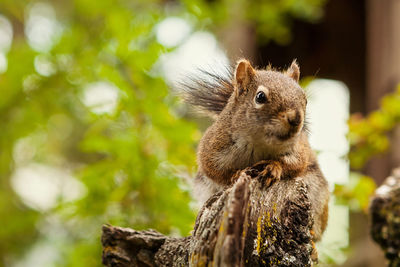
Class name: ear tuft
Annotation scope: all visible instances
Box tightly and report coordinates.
[235,59,255,96]
[286,60,300,82]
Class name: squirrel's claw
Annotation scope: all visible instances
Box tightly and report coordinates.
[258,161,282,187]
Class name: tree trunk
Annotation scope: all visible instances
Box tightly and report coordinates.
[366,0,400,184]
[370,167,400,267]
[102,163,316,267]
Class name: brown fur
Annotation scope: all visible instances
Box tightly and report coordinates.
[198,60,309,185]
[187,59,330,241]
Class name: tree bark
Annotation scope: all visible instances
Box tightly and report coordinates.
[370,167,400,267]
[102,162,315,267]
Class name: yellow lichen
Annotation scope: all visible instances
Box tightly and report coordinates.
[190,253,207,267]
[272,202,277,213]
[256,215,263,255]
[218,210,228,234]
[103,246,115,253]
[266,211,272,228]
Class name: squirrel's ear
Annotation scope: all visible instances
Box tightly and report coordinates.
[286,60,300,82]
[235,59,256,96]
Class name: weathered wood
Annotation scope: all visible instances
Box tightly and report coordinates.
[370,167,400,267]
[102,162,315,266]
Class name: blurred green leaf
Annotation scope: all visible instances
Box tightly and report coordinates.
[349,85,400,169]
[334,172,376,212]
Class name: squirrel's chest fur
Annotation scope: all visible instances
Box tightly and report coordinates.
[197,115,298,185]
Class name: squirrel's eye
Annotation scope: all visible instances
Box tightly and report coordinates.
[255,91,267,104]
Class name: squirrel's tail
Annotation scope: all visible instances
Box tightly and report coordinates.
[178,66,234,117]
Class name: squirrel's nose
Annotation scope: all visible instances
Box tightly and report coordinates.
[287,110,301,127]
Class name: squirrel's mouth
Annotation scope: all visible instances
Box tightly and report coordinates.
[270,109,304,141]
[275,124,303,141]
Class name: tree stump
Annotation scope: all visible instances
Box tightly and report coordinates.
[102,162,315,266]
[370,167,400,267]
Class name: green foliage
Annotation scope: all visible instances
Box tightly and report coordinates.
[342,85,400,214]
[344,83,400,215]
[349,85,400,169]
[334,173,376,212]
[0,0,199,266]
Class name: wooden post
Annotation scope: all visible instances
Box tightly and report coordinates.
[102,163,317,267]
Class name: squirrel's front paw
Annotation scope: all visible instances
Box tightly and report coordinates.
[259,160,282,187]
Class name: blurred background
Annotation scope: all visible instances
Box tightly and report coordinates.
[1,0,400,266]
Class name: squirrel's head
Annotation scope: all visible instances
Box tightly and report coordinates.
[229,59,307,147]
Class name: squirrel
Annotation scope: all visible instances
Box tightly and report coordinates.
[180,59,329,242]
